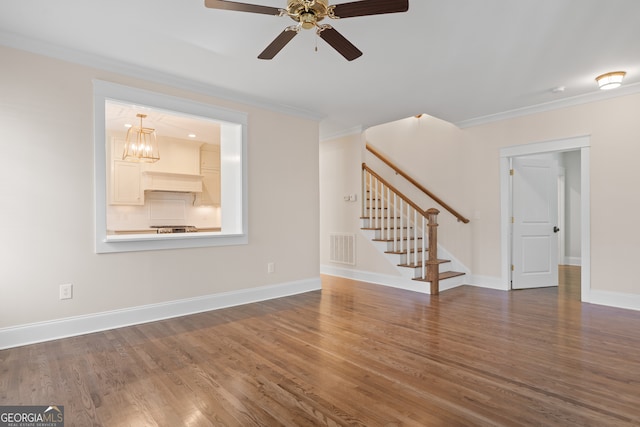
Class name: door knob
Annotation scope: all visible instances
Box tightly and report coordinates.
[553,226,560,233]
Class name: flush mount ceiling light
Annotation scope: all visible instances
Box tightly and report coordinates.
[122,114,160,163]
[595,71,626,90]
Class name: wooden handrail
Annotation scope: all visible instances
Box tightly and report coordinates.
[366,144,470,223]
[362,164,425,216]
[362,164,443,294]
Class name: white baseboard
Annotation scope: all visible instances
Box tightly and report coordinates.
[322,265,431,294]
[321,264,469,294]
[325,266,640,314]
[468,275,510,291]
[0,277,321,350]
[587,289,640,312]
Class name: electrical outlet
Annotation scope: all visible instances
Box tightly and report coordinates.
[59,283,73,300]
[267,262,275,274]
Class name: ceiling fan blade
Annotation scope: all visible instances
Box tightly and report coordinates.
[318,26,362,61]
[204,0,281,15]
[332,0,409,19]
[258,28,299,60]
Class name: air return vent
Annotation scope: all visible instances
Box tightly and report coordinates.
[329,233,356,265]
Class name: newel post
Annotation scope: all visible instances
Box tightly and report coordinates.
[426,208,440,295]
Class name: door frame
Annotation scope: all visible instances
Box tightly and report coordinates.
[499,135,590,301]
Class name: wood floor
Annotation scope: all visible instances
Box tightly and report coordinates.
[558,264,581,300]
[2,275,640,426]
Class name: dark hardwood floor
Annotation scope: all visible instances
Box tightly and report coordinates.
[2,274,640,426]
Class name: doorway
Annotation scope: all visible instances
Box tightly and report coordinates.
[499,136,590,302]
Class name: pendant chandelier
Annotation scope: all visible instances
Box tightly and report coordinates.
[122,113,160,162]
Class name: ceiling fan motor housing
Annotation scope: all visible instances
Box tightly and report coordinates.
[287,0,330,29]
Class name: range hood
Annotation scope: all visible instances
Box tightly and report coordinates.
[142,171,203,193]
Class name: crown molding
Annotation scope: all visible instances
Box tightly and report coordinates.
[0,30,324,123]
[454,82,640,129]
[319,125,363,142]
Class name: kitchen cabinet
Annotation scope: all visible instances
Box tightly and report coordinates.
[199,169,221,205]
[109,138,143,205]
[112,160,143,205]
[195,144,220,206]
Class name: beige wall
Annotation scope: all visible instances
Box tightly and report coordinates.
[321,92,640,299]
[0,45,320,329]
[319,133,399,276]
[465,93,640,295]
[363,116,474,268]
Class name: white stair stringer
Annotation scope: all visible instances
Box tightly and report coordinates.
[360,218,469,294]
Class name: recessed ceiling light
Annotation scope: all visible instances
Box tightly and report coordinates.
[124,123,132,128]
[188,133,197,138]
[551,86,565,94]
[595,71,626,90]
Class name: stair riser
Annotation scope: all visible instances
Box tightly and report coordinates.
[401,265,455,279]
[383,241,426,253]
[362,216,422,228]
[360,214,466,290]
[396,252,426,265]
[361,218,403,228]
[372,229,415,240]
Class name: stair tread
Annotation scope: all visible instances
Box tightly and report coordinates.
[361,227,412,231]
[360,216,401,219]
[360,226,413,230]
[385,248,426,254]
[373,237,422,242]
[398,259,451,268]
[412,271,466,282]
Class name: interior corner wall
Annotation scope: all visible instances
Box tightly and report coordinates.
[320,93,640,300]
[0,44,320,331]
[319,133,400,277]
[362,116,474,270]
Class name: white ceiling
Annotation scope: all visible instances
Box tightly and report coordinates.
[106,100,221,143]
[1,0,640,138]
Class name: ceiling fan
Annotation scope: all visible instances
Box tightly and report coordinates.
[204,0,409,61]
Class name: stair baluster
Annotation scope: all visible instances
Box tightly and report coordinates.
[361,164,465,294]
[421,215,426,280]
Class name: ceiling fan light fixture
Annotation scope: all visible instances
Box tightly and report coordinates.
[595,71,626,90]
[204,0,409,60]
[122,114,160,163]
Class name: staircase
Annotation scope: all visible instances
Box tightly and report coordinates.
[361,163,466,295]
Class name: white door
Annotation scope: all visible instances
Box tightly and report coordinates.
[512,155,559,289]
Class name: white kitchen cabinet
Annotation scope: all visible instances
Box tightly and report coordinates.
[200,145,220,169]
[199,169,221,206]
[111,160,143,205]
[195,144,220,206]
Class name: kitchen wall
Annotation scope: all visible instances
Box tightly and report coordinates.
[106,192,220,231]
[106,132,220,232]
[320,91,640,309]
[0,44,320,337]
